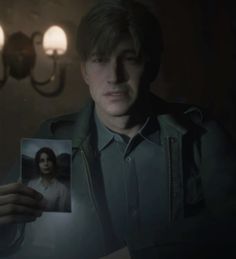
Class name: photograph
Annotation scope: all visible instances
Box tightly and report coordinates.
[21,138,71,213]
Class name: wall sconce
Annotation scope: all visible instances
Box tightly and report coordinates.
[0,25,67,97]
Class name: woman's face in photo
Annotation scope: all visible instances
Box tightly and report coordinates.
[39,152,54,175]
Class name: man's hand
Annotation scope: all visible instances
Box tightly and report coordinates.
[0,182,44,225]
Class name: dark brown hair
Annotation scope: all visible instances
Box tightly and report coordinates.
[77,0,163,82]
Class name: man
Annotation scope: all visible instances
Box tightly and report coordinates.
[0,0,236,258]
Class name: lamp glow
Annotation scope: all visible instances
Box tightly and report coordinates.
[0,25,5,51]
[43,25,67,56]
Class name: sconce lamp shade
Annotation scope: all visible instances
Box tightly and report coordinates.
[0,25,5,51]
[43,25,67,56]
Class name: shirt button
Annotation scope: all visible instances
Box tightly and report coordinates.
[131,209,138,217]
[126,156,131,162]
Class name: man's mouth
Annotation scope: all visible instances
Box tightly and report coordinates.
[104,90,128,96]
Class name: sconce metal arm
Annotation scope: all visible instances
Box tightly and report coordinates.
[30,53,57,86]
[30,31,57,86]
[30,53,66,97]
[30,31,65,97]
[0,64,9,88]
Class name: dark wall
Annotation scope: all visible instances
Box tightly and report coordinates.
[0,0,235,178]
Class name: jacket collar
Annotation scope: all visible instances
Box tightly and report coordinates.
[72,99,94,148]
[71,95,204,148]
[94,112,114,152]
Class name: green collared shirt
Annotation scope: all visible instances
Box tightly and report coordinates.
[94,113,168,245]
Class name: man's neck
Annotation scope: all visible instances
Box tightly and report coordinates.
[95,108,147,138]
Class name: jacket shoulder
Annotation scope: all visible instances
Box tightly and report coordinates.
[35,100,94,142]
[150,94,207,126]
[155,97,235,152]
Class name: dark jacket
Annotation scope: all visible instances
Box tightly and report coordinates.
[1,96,236,259]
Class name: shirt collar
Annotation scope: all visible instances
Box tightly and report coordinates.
[95,112,115,152]
[95,112,160,152]
[138,116,161,145]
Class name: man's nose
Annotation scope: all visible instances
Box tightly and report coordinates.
[107,60,128,84]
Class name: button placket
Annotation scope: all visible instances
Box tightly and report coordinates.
[125,155,140,237]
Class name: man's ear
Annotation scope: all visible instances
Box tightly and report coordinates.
[80,62,89,85]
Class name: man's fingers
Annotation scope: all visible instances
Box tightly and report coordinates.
[0,204,42,217]
[0,183,43,200]
[0,215,37,225]
[0,183,44,225]
[0,194,44,209]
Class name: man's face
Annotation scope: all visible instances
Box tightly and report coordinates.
[81,37,146,118]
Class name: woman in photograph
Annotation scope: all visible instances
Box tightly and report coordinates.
[28,147,70,212]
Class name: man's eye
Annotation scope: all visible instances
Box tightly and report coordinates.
[92,57,108,63]
[124,56,140,63]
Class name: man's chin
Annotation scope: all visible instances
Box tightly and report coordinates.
[96,102,132,118]
[105,107,130,117]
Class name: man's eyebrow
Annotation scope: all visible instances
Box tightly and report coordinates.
[90,52,100,57]
[122,49,137,54]
[89,52,110,59]
[89,49,137,58]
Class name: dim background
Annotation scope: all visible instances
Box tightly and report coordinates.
[0,0,236,179]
